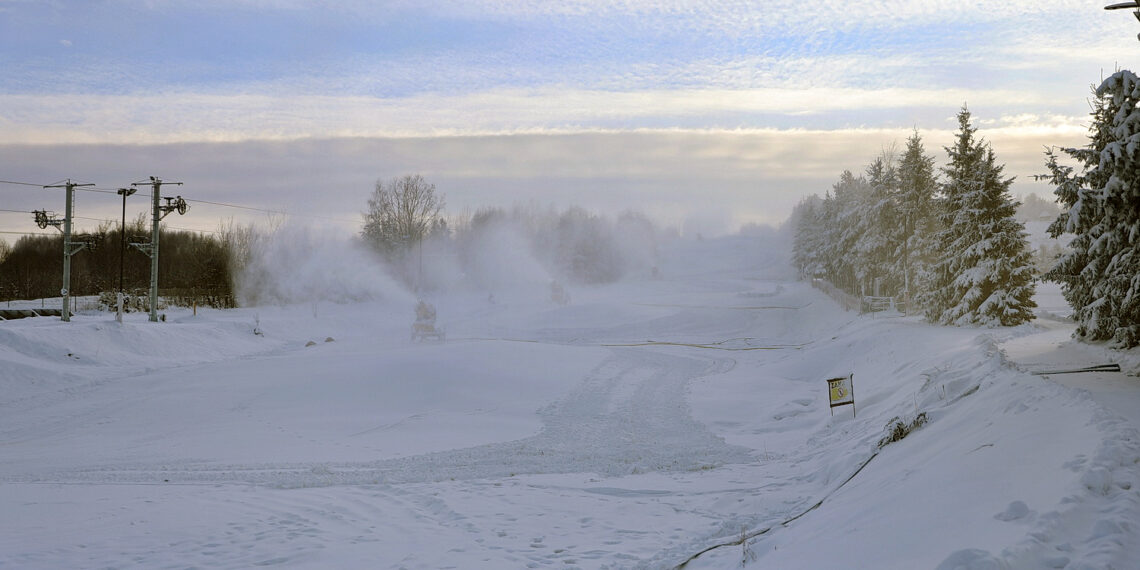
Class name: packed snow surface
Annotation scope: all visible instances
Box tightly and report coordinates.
[2,236,1140,569]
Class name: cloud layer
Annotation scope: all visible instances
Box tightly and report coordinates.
[0,85,1092,145]
[0,126,1085,240]
[0,0,1133,235]
[1,0,1136,142]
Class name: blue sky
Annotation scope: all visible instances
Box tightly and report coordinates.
[2,1,1139,235]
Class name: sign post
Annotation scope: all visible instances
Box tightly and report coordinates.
[826,374,855,417]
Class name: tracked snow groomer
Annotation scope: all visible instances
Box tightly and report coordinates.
[550,280,570,305]
[411,299,445,342]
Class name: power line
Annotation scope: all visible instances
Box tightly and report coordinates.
[70,214,221,235]
[184,197,277,213]
[169,226,221,235]
[183,197,358,225]
[2,210,221,234]
[0,179,45,187]
[43,178,95,189]
[47,185,128,196]
[19,184,146,198]
[77,187,127,196]
[13,178,351,219]
[84,189,354,224]
[73,215,116,223]
[0,230,55,236]
[7,176,360,227]
[3,180,123,195]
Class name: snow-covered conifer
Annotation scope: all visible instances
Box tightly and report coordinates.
[850,154,905,296]
[825,170,869,293]
[1046,71,1140,345]
[895,130,940,309]
[922,107,1036,326]
[791,195,826,279]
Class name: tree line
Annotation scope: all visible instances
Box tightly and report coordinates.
[792,106,1037,327]
[796,67,1140,349]
[0,215,235,306]
[0,174,663,309]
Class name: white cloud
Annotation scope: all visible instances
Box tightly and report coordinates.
[0,84,1085,145]
[0,0,1119,241]
[6,0,1132,134]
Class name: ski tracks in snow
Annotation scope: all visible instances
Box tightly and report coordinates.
[33,348,751,486]
[8,346,758,568]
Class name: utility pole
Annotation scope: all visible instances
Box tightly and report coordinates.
[129,176,186,322]
[116,187,136,294]
[42,179,95,322]
[116,187,137,323]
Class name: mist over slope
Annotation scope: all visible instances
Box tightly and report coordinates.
[234,207,668,306]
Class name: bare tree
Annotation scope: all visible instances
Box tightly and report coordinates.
[362,174,444,255]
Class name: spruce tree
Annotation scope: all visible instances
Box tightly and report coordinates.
[851,154,904,296]
[895,130,940,309]
[827,170,868,294]
[1046,71,1140,346]
[923,107,1036,326]
[791,195,826,279]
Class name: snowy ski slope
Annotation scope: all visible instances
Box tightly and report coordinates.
[2,236,1139,569]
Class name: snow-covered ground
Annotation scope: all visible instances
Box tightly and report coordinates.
[2,236,1140,569]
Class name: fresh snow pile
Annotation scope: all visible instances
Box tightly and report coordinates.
[2,235,1139,569]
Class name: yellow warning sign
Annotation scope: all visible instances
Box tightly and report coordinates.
[826,375,854,408]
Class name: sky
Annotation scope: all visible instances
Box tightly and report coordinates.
[2,0,1139,239]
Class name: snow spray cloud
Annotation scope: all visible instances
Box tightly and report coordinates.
[457,214,551,291]
[235,223,413,306]
[451,206,660,289]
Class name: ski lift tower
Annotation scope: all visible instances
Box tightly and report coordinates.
[1106,1,1140,40]
[129,176,187,322]
[41,179,95,322]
